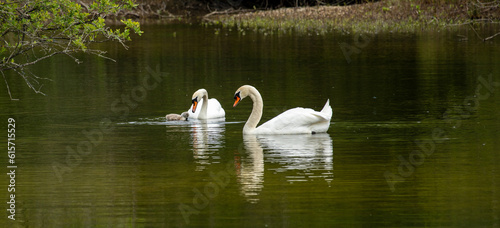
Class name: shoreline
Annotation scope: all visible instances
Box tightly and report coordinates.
[105,0,500,34]
[201,1,500,34]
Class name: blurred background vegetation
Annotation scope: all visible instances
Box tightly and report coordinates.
[75,0,499,20]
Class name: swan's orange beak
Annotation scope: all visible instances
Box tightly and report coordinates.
[191,98,198,113]
[233,96,241,107]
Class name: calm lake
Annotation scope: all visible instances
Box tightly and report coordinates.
[1,21,499,227]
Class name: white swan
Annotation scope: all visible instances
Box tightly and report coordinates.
[233,85,332,134]
[188,89,225,119]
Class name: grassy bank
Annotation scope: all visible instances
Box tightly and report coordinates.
[203,0,500,34]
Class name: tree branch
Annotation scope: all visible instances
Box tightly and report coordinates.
[484,32,500,41]
[1,0,142,96]
[1,71,19,101]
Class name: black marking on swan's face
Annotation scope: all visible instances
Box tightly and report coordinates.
[191,97,198,113]
[233,91,241,107]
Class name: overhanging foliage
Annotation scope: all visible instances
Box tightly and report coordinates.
[0,0,142,97]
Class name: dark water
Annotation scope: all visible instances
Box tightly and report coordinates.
[1,22,499,227]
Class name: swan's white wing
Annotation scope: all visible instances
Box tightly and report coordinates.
[255,100,331,134]
[254,100,332,134]
[187,98,225,119]
[206,98,225,119]
[255,108,327,134]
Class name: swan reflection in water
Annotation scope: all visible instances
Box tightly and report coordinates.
[189,119,226,171]
[238,133,333,203]
[238,135,265,203]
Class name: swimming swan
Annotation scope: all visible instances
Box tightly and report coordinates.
[233,85,332,134]
[189,89,225,119]
[166,111,189,121]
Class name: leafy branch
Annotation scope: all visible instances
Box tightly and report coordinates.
[0,0,143,98]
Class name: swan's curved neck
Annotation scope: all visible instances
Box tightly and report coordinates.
[244,87,263,133]
[199,93,209,119]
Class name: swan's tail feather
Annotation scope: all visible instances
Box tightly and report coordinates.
[320,99,332,119]
[321,99,330,112]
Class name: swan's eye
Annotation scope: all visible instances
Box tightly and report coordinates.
[234,91,241,100]
[192,97,197,103]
